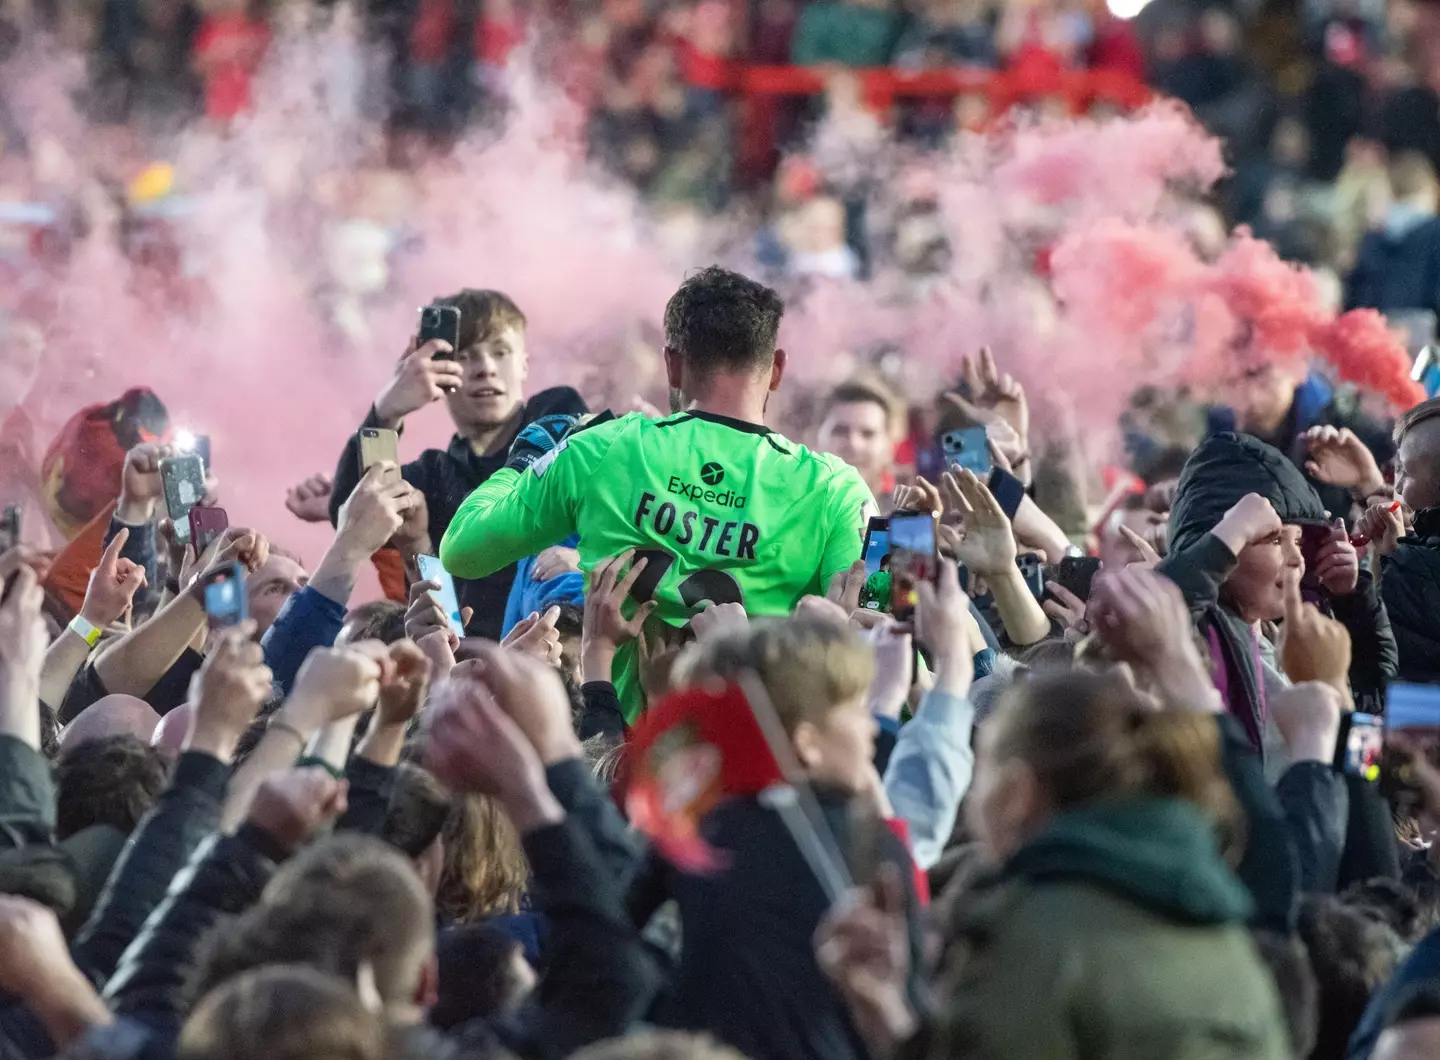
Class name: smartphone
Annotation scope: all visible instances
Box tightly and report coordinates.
[188,505,229,554]
[418,304,461,358]
[0,505,19,551]
[940,426,991,477]
[201,562,248,630]
[160,454,206,543]
[1338,712,1383,781]
[861,517,890,577]
[358,427,400,472]
[1413,345,1440,398]
[1055,555,1101,602]
[986,466,1026,521]
[1016,553,1046,598]
[416,554,467,638]
[888,512,938,623]
[193,434,211,474]
[1298,523,1333,599]
[1381,683,1440,814]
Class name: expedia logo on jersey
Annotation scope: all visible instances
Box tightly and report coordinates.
[666,459,747,509]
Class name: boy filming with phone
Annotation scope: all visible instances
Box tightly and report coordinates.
[328,289,586,639]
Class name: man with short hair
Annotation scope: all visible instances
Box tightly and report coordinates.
[328,288,586,638]
[441,266,876,718]
[1373,397,1440,682]
[816,379,901,510]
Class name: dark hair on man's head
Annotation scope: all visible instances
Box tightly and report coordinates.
[1395,396,1440,447]
[433,289,527,351]
[53,734,170,839]
[381,763,451,860]
[1251,929,1318,1058]
[1388,982,1440,1028]
[340,600,407,645]
[1298,894,1406,1060]
[663,266,784,378]
[431,923,529,1029]
[553,603,585,639]
[821,378,900,435]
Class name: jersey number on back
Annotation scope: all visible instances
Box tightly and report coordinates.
[628,549,744,610]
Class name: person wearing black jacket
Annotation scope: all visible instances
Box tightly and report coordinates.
[328,289,587,639]
[1162,433,1398,751]
[1371,397,1440,682]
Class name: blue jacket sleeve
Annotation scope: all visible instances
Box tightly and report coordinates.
[259,586,346,696]
[502,555,537,640]
[501,535,585,640]
[883,689,976,871]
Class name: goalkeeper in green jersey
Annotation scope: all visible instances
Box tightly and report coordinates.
[440,266,876,719]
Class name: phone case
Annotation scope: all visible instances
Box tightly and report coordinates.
[160,455,206,540]
[418,305,461,357]
[189,506,229,553]
[417,555,467,638]
[359,428,400,471]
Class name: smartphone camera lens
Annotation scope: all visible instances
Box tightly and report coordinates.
[422,308,439,328]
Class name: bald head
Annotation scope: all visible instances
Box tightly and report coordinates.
[61,695,161,753]
[151,703,194,755]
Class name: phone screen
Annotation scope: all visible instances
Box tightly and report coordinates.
[202,563,248,630]
[418,305,461,358]
[1343,712,1383,781]
[417,554,467,638]
[1382,683,1440,813]
[888,513,937,622]
[359,428,400,472]
[0,505,19,551]
[194,434,212,474]
[941,427,991,477]
[858,518,891,613]
[1056,555,1101,602]
[160,455,206,543]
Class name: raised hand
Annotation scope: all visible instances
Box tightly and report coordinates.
[1089,566,1219,712]
[374,338,465,428]
[336,463,421,557]
[532,545,582,583]
[1270,682,1344,764]
[1356,500,1406,559]
[283,645,385,730]
[580,551,656,684]
[891,476,942,517]
[376,639,431,730]
[690,600,749,644]
[117,441,172,525]
[0,566,47,747]
[1312,517,1359,596]
[246,767,349,854]
[1303,426,1385,496]
[825,559,869,615]
[944,346,1030,450]
[915,556,974,698]
[944,468,1016,577]
[501,604,563,666]
[404,578,471,648]
[457,639,580,765]
[1278,567,1353,704]
[81,528,148,628]
[0,895,112,1046]
[1211,493,1283,558]
[285,473,334,523]
[187,623,273,761]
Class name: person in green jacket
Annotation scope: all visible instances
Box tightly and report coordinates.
[821,667,1291,1060]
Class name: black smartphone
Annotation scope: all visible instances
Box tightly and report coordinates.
[160,454,206,544]
[1381,683,1440,814]
[1055,555,1101,602]
[418,304,462,358]
[1335,711,1382,781]
[193,434,211,474]
[940,426,991,477]
[0,505,19,551]
[201,562,248,630]
[888,512,938,623]
[986,466,1026,521]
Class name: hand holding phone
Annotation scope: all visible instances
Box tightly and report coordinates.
[160,455,207,543]
[416,554,467,638]
[418,304,461,357]
[188,506,230,554]
[375,327,467,426]
[358,427,400,473]
[940,427,992,477]
[888,512,938,623]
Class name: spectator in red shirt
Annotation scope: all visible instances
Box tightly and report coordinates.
[192,0,270,122]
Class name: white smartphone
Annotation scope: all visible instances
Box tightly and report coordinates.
[416,554,466,638]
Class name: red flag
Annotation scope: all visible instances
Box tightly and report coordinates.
[625,682,784,872]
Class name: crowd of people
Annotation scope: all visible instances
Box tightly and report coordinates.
[0,257,1436,1060]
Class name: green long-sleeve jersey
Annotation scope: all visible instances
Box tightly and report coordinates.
[439,408,876,719]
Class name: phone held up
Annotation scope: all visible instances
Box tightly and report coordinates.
[416,554,467,638]
[160,454,206,544]
[0,505,19,551]
[358,427,400,475]
[887,512,939,624]
[1370,683,1440,815]
[188,506,229,554]
[940,426,991,478]
[201,562,248,630]
[419,304,462,359]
